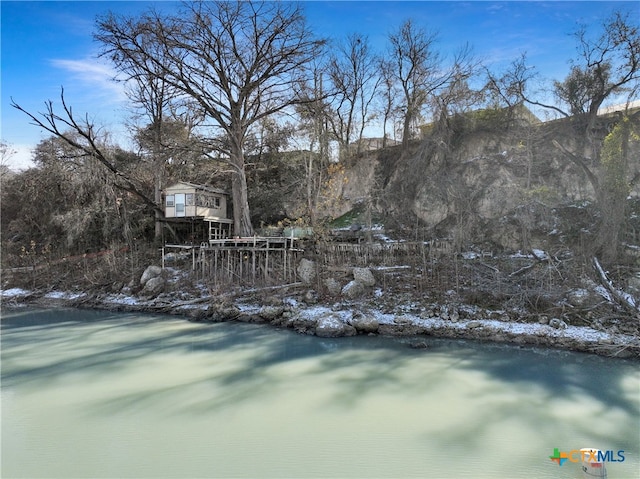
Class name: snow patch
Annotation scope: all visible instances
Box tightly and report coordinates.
[0,288,31,297]
[103,294,140,306]
[44,291,86,300]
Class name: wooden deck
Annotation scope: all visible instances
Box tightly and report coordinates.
[162,236,303,284]
[206,236,301,251]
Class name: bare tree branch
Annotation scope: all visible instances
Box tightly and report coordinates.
[11,91,161,213]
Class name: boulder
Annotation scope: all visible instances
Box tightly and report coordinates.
[324,277,343,296]
[566,288,597,307]
[303,290,319,304]
[208,302,241,321]
[287,312,317,331]
[353,267,375,287]
[341,280,366,299]
[549,318,568,329]
[297,258,317,284]
[350,311,379,333]
[628,274,640,295]
[259,305,284,320]
[315,314,357,338]
[141,276,165,298]
[140,265,163,286]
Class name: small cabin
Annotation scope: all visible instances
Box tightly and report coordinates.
[163,182,233,240]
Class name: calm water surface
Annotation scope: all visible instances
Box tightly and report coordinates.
[1,307,639,478]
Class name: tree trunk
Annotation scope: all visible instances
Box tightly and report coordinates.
[229,137,254,237]
[402,109,412,149]
[154,164,163,242]
[382,110,389,148]
[231,170,253,237]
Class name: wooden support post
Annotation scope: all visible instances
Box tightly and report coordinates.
[265,248,269,282]
[201,248,205,279]
[214,249,218,285]
[283,249,287,282]
[252,249,256,284]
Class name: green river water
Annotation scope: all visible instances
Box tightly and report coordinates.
[1,307,638,478]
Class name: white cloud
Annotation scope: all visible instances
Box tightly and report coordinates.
[50,58,127,102]
[3,144,35,171]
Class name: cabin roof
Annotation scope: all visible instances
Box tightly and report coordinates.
[165,181,228,196]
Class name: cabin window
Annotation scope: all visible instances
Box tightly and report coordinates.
[165,195,175,207]
[186,193,194,206]
[213,197,221,208]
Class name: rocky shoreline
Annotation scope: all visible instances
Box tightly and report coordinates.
[3,282,639,359]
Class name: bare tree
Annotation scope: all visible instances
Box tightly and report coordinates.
[11,91,159,213]
[326,33,380,158]
[0,140,16,166]
[294,65,332,225]
[388,20,445,149]
[102,21,188,241]
[495,12,639,157]
[0,140,17,192]
[553,12,639,261]
[431,43,483,134]
[377,59,401,147]
[97,1,324,237]
[486,10,640,261]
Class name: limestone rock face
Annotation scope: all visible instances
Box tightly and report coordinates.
[140,265,163,286]
[297,258,317,284]
[353,267,375,287]
[315,314,357,337]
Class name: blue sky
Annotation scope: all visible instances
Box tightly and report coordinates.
[2,1,637,169]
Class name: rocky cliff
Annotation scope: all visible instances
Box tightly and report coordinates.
[324,113,639,252]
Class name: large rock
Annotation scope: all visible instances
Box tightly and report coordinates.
[566,288,599,308]
[287,312,318,332]
[259,305,284,320]
[315,314,357,338]
[628,274,640,295]
[324,277,343,296]
[140,265,163,286]
[141,276,165,297]
[353,267,375,287]
[207,302,241,321]
[297,258,317,284]
[549,318,568,329]
[341,280,366,299]
[303,289,319,304]
[350,311,379,333]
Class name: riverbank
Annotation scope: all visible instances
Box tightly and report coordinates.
[2,284,639,359]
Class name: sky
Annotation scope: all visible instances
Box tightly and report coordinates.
[1,0,638,170]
